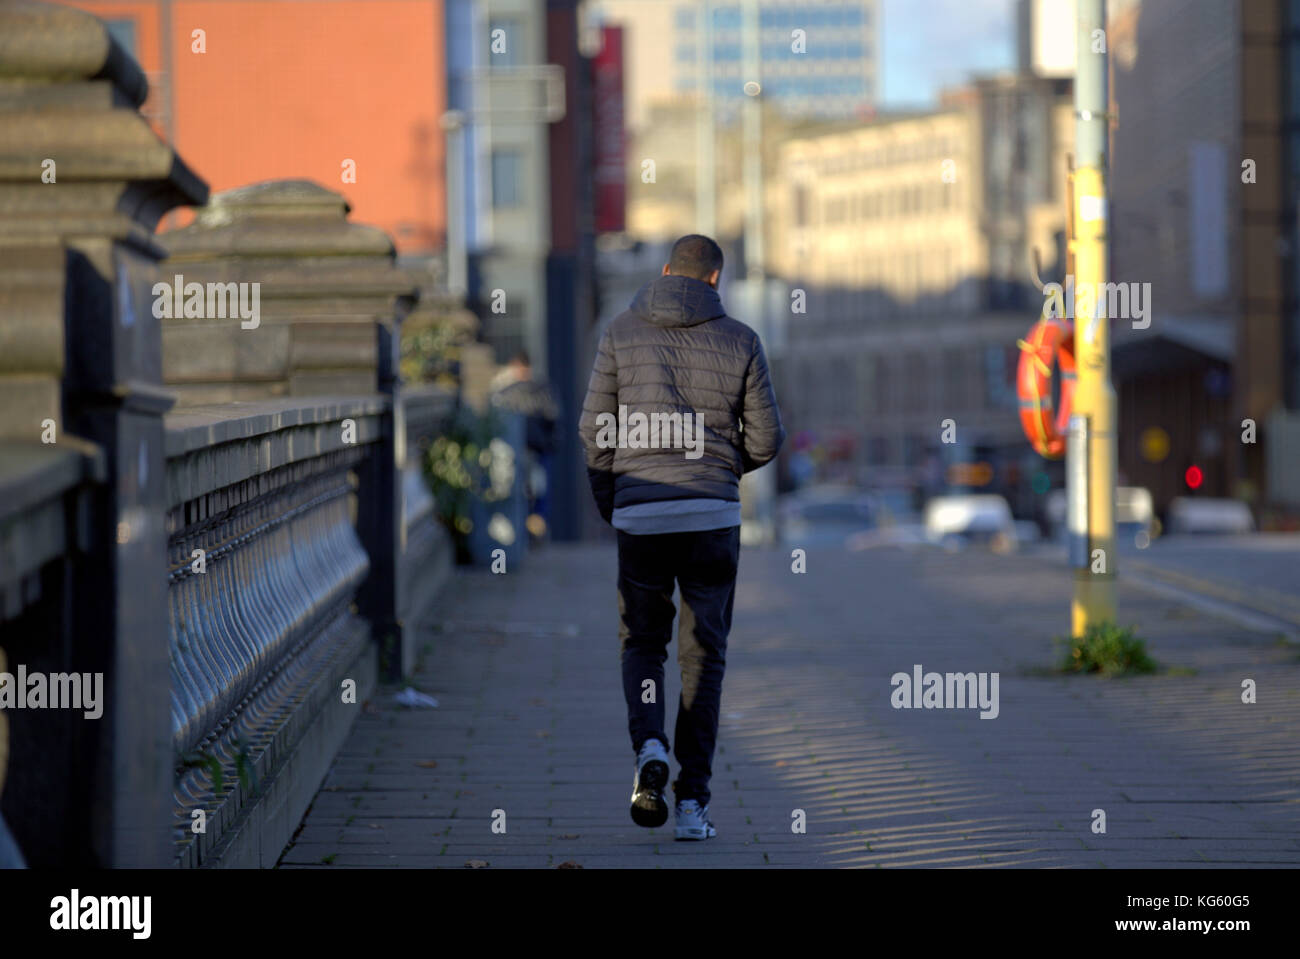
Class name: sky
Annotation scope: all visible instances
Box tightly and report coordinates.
[880,0,1016,108]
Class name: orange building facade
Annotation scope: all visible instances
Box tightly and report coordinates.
[58,0,447,253]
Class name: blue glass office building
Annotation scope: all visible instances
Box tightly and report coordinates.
[673,1,878,119]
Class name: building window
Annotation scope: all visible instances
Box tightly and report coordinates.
[903,434,926,469]
[869,435,891,466]
[1289,36,1300,120]
[860,355,877,414]
[793,184,809,227]
[904,352,928,409]
[876,356,892,413]
[489,18,522,66]
[840,356,858,412]
[491,149,524,208]
[106,19,136,57]
[941,348,965,411]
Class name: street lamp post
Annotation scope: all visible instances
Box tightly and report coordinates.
[696,0,715,236]
[441,110,467,298]
[740,0,776,545]
[1070,0,1117,635]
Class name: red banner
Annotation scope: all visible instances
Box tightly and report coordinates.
[593,26,625,234]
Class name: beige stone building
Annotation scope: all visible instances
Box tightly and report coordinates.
[768,74,1074,504]
[622,94,830,244]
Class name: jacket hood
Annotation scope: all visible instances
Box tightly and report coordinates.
[630,274,726,328]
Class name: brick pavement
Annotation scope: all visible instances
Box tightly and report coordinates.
[280,542,1300,868]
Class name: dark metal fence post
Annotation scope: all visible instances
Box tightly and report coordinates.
[0,3,206,866]
[357,315,410,682]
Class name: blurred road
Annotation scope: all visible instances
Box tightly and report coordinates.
[1129,534,1300,602]
[284,541,1300,868]
[1040,534,1300,639]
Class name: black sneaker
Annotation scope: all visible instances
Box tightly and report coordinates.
[629,739,670,828]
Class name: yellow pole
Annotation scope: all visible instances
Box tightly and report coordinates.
[1070,0,1117,636]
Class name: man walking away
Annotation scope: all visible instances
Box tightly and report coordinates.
[579,234,785,840]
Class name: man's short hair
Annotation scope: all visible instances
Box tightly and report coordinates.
[668,234,724,281]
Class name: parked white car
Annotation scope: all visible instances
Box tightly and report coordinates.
[1045,486,1158,548]
[1117,486,1158,546]
[1166,497,1254,535]
[923,494,1017,553]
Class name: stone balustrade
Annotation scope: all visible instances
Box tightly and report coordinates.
[0,0,463,868]
[158,180,418,405]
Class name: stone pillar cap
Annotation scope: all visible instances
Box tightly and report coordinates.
[0,0,148,107]
[164,180,396,260]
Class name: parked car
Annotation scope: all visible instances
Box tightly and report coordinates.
[1117,486,1158,547]
[1166,497,1254,535]
[1013,519,1043,546]
[778,485,876,548]
[923,494,1017,552]
[1045,486,1159,548]
[865,486,920,526]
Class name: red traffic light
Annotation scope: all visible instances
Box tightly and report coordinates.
[1184,465,1203,490]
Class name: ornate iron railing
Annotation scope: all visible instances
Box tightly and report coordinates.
[164,398,386,866]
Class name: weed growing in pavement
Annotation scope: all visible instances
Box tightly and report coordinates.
[1057,622,1157,676]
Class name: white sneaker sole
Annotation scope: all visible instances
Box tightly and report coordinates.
[674,823,716,841]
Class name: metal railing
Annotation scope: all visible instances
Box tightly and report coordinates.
[163,398,389,865]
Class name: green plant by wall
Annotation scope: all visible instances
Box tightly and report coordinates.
[423,404,513,553]
[179,736,255,796]
[402,320,467,389]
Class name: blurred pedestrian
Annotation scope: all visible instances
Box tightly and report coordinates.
[490,351,558,539]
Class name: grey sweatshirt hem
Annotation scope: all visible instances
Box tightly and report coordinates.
[611,498,742,535]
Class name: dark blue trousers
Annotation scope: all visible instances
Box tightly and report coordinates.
[616,526,740,806]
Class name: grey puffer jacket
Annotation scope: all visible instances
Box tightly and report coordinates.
[579,273,785,523]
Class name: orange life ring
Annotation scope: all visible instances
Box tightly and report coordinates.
[1016,316,1075,459]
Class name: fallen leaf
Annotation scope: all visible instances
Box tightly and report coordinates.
[465,859,489,869]
[535,730,551,739]
[558,834,580,840]
[415,761,438,769]
[557,860,583,869]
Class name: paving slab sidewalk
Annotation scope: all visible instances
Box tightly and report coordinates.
[280,542,1300,868]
